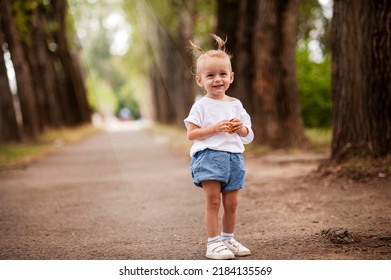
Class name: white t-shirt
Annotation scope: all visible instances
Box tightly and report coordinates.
[184,96,254,157]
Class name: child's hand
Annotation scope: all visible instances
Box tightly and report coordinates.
[215,120,232,133]
[229,118,248,136]
[229,118,243,133]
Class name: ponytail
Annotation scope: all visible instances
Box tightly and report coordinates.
[189,34,232,75]
[211,34,227,52]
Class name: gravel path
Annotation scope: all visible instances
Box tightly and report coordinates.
[1,122,390,260]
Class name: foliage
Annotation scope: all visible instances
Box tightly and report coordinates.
[11,0,38,44]
[295,0,332,128]
[298,0,331,53]
[117,79,141,119]
[296,46,332,128]
[192,0,217,47]
[69,0,141,119]
[85,70,118,114]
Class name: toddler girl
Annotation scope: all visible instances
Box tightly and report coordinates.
[184,34,254,260]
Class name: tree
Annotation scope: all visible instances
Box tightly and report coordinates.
[52,0,90,126]
[218,0,307,148]
[0,0,40,140]
[216,0,239,57]
[172,0,196,127]
[253,0,307,148]
[230,0,259,117]
[128,0,196,127]
[0,32,21,143]
[0,0,91,144]
[331,0,391,161]
[28,5,64,128]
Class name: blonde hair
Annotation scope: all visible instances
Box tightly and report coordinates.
[189,34,232,75]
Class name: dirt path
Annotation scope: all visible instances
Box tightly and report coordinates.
[0,122,390,260]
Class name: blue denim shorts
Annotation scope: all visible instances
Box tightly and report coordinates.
[190,149,246,192]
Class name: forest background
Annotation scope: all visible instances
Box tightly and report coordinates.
[0,0,390,174]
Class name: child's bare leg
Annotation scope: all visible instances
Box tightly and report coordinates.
[221,190,239,234]
[202,180,221,237]
[220,190,250,256]
[203,181,235,260]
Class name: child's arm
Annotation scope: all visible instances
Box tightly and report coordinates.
[187,121,230,141]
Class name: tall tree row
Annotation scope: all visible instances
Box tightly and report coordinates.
[0,0,90,143]
[123,0,390,163]
[331,0,391,162]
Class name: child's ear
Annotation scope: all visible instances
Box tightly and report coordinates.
[230,72,234,83]
[195,76,203,87]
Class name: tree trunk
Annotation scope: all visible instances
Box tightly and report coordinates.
[216,0,240,56]
[52,0,90,126]
[331,0,391,161]
[0,29,21,143]
[144,0,196,126]
[173,0,196,127]
[216,0,307,148]
[30,6,64,129]
[0,0,40,140]
[23,41,46,132]
[233,0,259,116]
[216,0,241,100]
[253,0,307,148]
[155,26,177,124]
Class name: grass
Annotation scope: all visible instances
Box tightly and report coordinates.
[0,125,101,170]
[305,128,331,152]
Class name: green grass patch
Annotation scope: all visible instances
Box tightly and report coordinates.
[305,128,331,151]
[0,125,101,170]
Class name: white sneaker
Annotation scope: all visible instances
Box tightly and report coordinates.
[222,238,251,256]
[206,241,235,260]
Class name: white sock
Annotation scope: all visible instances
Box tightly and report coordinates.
[221,232,234,241]
[207,235,221,245]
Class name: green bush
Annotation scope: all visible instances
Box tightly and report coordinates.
[297,47,332,128]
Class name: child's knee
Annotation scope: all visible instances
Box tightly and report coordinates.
[223,199,238,213]
[206,196,221,210]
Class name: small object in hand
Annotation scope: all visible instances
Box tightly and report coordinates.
[227,119,235,133]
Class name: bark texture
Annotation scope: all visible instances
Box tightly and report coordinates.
[331,0,391,161]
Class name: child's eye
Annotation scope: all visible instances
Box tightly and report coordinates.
[207,74,214,78]
[221,73,227,76]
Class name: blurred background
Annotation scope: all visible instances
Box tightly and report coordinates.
[1,0,390,165]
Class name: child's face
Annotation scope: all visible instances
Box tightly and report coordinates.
[196,56,234,99]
